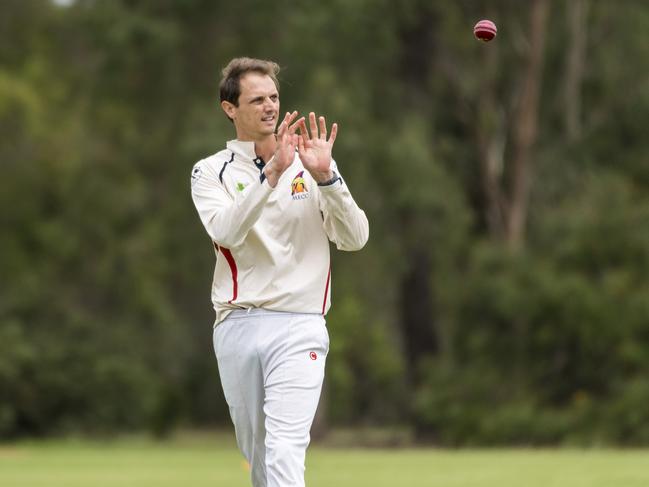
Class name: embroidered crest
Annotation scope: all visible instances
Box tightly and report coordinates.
[291,171,309,200]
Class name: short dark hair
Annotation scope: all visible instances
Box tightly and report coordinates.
[219,57,280,106]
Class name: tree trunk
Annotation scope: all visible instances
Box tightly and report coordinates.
[400,246,438,385]
[476,36,507,239]
[506,0,550,250]
[563,0,589,141]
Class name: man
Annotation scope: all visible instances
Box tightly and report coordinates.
[190,57,369,487]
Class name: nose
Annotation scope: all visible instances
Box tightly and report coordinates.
[263,97,276,110]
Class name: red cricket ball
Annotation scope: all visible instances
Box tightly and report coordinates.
[474,19,497,42]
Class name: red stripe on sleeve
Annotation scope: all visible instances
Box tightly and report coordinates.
[321,267,331,314]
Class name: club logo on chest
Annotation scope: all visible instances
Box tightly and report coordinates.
[291,171,310,200]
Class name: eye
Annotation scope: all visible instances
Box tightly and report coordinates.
[270,95,278,102]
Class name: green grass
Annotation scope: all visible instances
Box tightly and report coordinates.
[1,432,649,487]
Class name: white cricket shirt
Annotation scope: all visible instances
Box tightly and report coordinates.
[191,139,369,326]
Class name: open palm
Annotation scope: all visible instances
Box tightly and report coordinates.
[298,112,338,181]
[263,111,302,188]
[274,111,301,171]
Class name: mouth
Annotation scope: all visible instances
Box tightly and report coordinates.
[261,115,276,124]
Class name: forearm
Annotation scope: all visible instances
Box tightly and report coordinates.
[320,182,369,251]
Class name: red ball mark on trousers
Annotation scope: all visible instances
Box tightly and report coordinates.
[309,351,317,360]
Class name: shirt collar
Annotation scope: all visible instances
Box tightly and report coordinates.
[226,139,259,161]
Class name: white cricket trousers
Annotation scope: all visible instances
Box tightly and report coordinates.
[213,309,329,487]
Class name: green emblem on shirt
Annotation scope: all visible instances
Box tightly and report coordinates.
[236,182,247,192]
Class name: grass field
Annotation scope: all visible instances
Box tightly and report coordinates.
[1,432,649,487]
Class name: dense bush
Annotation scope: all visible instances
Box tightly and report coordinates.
[2,0,649,444]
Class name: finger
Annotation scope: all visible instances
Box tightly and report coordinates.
[286,110,298,126]
[299,119,309,144]
[288,116,305,135]
[281,112,294,134]
[297,132,305,154]
[328,122,338,146]
[319,116,327,140]
[279,111,295,134]
[308,112,319,140]
[276,120,286,136]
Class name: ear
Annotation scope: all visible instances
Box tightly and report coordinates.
[221,100,237,120]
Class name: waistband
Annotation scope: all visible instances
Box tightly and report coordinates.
[225,308,320,321]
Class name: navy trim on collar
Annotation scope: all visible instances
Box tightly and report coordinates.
[253,156,266,183]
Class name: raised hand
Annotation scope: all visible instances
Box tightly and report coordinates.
[264,111,302,187]
[297,112,338,183]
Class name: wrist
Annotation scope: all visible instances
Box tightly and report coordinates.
[316,170,341,187]
[262,163,279,188]
[312,169,335,184]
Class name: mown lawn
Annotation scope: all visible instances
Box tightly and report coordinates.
[1,432,648,487]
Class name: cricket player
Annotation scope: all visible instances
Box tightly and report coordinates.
[190,57,369,487]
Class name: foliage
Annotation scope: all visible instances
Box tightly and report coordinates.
[1,0,649,445]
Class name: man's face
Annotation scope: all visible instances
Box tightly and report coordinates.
[223,72,279,141]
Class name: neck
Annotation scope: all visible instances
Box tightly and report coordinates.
[253,135,277,163]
